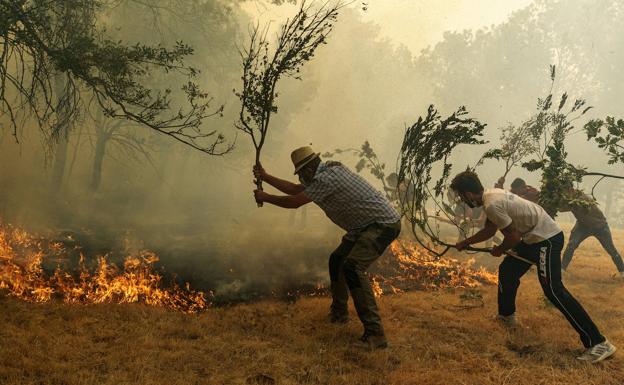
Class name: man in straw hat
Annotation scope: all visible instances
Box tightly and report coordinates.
[253,146,401,349]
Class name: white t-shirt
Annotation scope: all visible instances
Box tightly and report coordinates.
[482,188,561,244]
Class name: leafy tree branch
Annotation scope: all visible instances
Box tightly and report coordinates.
[235,0,342,204]
[1,0,230,155]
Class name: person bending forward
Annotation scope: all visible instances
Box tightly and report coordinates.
[451,171,616,363]
[560,190,624,278]
[253,146,401,349]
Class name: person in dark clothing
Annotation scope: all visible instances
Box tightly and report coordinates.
[253,146,401,349]
[451,170,616,363]
[509,178,540,203]
[560,191,624,277]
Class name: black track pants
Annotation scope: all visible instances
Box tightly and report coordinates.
[498,232,605,348]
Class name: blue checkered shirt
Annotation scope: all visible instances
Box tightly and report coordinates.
[303,161,400,233]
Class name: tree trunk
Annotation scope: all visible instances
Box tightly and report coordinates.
[90,131,109,193]
[51,130,69,192]
[255,148,263,207]
[51,75,70,194]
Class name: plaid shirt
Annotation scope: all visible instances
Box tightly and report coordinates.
[304,161,400,233]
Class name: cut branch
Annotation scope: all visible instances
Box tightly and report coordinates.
[235,0,343,206]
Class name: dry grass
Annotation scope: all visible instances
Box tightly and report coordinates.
[1,230,624,385]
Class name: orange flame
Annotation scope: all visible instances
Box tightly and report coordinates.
[369,240,498,296]
[0,221,497,309]
[0,222,209,313]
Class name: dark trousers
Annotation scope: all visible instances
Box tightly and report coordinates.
[498,232,605,348]
[562,223,624,272]
[328,222,401,335]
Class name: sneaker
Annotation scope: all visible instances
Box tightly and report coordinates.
[328,313,348,324]
[357,331,388,350]
[577,340,617,363]
[496,314,520,328]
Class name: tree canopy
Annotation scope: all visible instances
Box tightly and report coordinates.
[1,0,230,154]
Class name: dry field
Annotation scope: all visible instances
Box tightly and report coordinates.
[1,229,623,385]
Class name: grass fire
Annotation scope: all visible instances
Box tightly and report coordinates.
[0,220,497,311]
[2,0,624,384]
[0,222,209,313]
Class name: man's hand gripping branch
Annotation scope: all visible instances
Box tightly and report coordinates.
[252,163,311,209]
[455,220,522,257]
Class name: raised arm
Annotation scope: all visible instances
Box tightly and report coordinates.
[254,164,305,195]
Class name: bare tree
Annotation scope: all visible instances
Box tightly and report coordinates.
[235,0,342,206]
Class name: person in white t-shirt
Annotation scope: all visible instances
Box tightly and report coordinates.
[450,170,616,363]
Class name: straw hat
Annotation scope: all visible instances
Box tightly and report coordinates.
[291,146,320,174]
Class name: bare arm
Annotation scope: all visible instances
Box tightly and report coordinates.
[255,191,311,209]
[491,224,522,256]
[254,164,304,195]
[458,219,498,249]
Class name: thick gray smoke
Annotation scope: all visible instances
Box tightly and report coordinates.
[1,0,623,300]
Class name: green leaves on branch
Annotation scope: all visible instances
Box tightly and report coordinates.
[1,0,229,154]
[483,66,624,216]
[584,117,624,164]
[235,1,341,154]
[534,124,586,217]
[398,105,486,250]
[516,66,595,216]
[234,0,341,199]
[477,122,537,180]
[323,141,397,202]
[324,141,386,179]
[480,148,503,161]
[522,159,544,172]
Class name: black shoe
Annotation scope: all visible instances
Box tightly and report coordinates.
[328,313,349,324]
[358,331,388,349]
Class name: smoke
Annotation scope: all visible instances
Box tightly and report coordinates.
[1,0,624,299]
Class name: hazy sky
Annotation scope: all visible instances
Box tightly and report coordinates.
[361,0,534,52]
[243,0,535,53]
